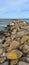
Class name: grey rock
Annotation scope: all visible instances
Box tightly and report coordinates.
[18,61,29,65]
[0,61,8,65]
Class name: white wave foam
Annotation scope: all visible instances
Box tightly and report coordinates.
[0,24,7,27]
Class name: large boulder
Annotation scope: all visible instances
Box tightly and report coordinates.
[6,49,23,60]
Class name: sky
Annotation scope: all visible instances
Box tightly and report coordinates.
[0,0,29,18]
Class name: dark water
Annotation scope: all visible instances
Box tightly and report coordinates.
[0,19,29,31]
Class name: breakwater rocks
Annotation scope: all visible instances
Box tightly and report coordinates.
[0,20,29,65]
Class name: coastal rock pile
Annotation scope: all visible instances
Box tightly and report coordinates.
[0,20,29,65]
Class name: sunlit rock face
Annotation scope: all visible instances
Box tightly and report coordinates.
[0,20,29,65]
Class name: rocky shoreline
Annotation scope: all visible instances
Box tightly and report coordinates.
[0,20,29,65]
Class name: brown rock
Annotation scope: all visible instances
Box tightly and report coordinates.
[6,40,20,51]
[22,45,29,54]
[19,45,24,50]
[0,48,4,55]
[0,57,6,63]
[2,37,11,48]
[21,36,29,44]
[26,57,29,63]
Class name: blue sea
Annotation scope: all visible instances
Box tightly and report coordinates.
[0,19,29,31]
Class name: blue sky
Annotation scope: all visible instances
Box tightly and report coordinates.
[0,0,29,18]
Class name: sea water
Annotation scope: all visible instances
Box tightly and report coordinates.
[0,19,29,31]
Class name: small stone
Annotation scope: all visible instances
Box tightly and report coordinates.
[22,45,29,54]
